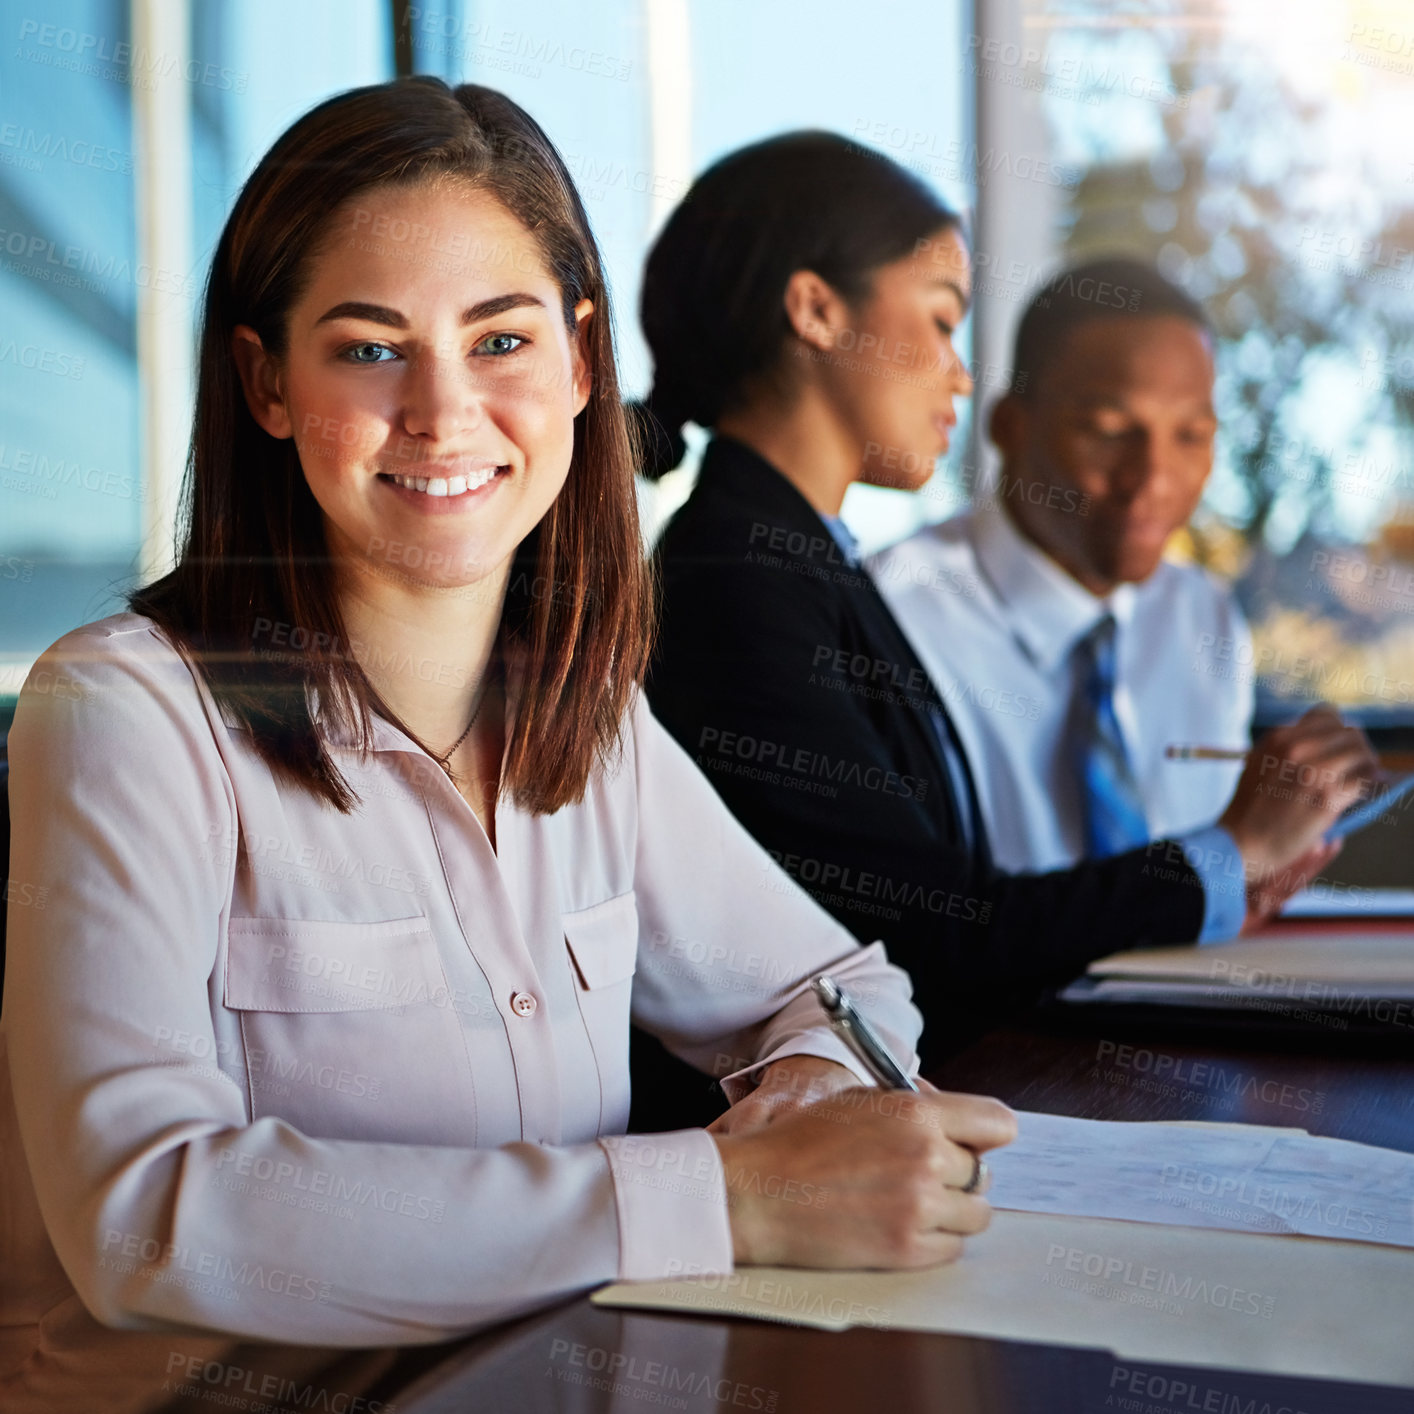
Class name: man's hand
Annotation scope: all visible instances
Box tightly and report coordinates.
[1242,839,1342,933]
[1220,705,1377,885]
[708,1055,863,1138]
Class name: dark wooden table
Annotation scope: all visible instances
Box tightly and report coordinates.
[937,1015,1414,1154]
[337,1010,1414,1414]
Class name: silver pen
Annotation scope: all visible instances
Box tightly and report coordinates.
[811,974,989,1195]
[811,974,918,1092]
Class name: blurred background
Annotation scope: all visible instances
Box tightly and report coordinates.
[2,0,1412,735]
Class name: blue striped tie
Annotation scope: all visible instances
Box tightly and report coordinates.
[1076,615,1149,857]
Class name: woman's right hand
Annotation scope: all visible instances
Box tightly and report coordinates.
[711,1088,1017,1270]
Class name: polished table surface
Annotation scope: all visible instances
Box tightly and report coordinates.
[334,1007,1414,1414]
[30,1002,1409,1413]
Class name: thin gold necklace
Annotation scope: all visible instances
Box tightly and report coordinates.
[436,656,498,778]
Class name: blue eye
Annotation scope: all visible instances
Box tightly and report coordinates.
[343,342,396,364]
[475,332,526,356]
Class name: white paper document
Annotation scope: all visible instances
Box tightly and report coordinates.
[1069,926,1414,1017]
[986,1111,1414,1248]
[1088,927,1414,986]
[594,1211,1414,1387]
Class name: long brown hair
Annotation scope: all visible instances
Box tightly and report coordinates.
[130,78,650,815]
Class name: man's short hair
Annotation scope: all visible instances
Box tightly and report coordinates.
[1012,256,1212,398]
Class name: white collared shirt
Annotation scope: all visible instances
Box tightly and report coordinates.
[869,501,1254,873]
[0,613,920,1363]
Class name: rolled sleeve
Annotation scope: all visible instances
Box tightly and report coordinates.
[714,1029,886,1105]
[598,1130,734,1281]
[1179,825,1247,944]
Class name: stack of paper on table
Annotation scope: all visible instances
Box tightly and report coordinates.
[983,1112,1414,1246]
[594,1114,1414,1387]
[1060,925,1414,1011]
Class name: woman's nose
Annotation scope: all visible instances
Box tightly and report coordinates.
[401,346,483,442]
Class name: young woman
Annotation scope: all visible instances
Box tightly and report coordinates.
[638,132,1375,1060]
[0,81,1016,1376]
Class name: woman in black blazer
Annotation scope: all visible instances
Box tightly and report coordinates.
[634,132,1373,1068]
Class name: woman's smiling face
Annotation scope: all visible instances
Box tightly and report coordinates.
[235,180,592,592]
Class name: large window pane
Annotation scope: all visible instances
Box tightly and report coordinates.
[1,0,142,693]
[978,0,1414,727]
[429,0,976,549]
[0,0,389,705]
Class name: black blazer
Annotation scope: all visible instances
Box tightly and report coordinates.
[646,437,1207,1063]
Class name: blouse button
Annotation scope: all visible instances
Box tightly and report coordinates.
[510,991,538,1018]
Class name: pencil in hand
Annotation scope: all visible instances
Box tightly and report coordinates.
[1165,745,1249,762]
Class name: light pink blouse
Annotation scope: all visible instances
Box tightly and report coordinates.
[0,614,921,1356]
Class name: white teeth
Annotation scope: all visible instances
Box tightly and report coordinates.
[388,467,503,494]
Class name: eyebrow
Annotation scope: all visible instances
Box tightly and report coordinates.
[313,293,549,328]
[930,276,972,316]
[1074,394,1218,418]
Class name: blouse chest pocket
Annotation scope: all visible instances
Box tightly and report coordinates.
[563,892,639,990]
[223,915,478,1147]
[563,892,638,1133]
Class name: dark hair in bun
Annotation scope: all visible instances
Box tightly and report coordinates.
[632,129,960,479]
[626,386,690,481]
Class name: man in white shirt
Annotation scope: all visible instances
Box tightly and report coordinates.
[871,257,1252,873]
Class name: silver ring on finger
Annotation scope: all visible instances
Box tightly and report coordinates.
[960,1153,988,1195]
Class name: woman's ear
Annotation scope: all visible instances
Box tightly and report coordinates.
[569,298,594,416]
[231,326,293,439]
[782,269,849,354]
